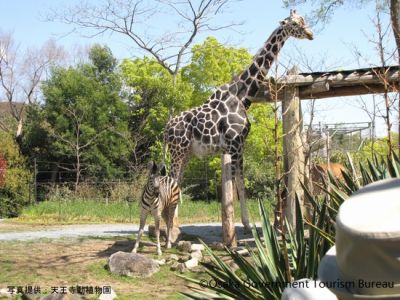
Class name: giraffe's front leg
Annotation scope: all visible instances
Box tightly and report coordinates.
[232,153,251,233]
[133,210,148,253]
[236,173,251,233]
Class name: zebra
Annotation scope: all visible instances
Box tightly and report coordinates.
[132,161,180,256]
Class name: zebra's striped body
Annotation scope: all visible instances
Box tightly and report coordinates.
[132,162,180,256]
[141,176,179,214]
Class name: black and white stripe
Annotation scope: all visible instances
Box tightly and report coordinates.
[132,162,180,256]
[141,176,179,212]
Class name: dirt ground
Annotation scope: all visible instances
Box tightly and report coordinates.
[0,237,205,299]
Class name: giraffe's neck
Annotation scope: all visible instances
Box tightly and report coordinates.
[226,26,288,109]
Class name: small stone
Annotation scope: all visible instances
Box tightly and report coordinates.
[177,241,192,253]
[99,288,117,300]
[190,265,206,273]
[210,242,225,251]
[234,247,249,256]
[177,263,187,273]
[184,258,199,269]
[178,254,190,263]
[166,254,179,262]
[153,258,166,266]
[202,256,212,264]
[170,226,181,244]
[190,244,205,252]
[0,288,12,299]
[190,250,203,261]
[170,261,180,271]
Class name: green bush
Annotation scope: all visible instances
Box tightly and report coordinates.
[0,132,31,217]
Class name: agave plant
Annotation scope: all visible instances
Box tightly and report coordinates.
[180,198,333,299]
[180,153,400,299]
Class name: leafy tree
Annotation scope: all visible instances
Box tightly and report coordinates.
[23,45,131,188]
[120,57,193,164]
[0,131,31,217]
[182,36,253,105]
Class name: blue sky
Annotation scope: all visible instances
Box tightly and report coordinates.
[1,0,397,136]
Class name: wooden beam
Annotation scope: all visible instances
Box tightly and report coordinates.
[252,82,399,102]
[299,83,400,99]
[279,69,399,87]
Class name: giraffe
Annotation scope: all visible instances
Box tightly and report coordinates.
[164,10,313,231]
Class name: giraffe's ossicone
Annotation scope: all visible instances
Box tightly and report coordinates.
[164,10,313,231]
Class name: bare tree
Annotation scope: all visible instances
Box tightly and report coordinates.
[46,0,242,84]
[351,7,398,153]
[43,106,110,191]
[0,31,64,136]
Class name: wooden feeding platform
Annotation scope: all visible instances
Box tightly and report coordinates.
[255,65,400,101]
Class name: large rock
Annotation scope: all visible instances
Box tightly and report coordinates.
[177,241,192,253]
[108,251,160,278]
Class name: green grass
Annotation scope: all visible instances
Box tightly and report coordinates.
[9,198,271,225]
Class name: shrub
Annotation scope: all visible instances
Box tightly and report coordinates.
[0,132,31,217]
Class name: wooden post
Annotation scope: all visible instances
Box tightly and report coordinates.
[221,153,237,247]
[282,67,305,229]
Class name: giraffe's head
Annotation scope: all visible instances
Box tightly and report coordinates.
[280,10,314,40]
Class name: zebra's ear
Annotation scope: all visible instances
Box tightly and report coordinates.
[160,165,167,176]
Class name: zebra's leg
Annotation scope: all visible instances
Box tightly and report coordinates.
[132,209,148,253]
[153,211,162,256]
[166,205,177,249]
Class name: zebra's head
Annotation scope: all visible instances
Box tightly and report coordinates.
[148,161,167,196]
